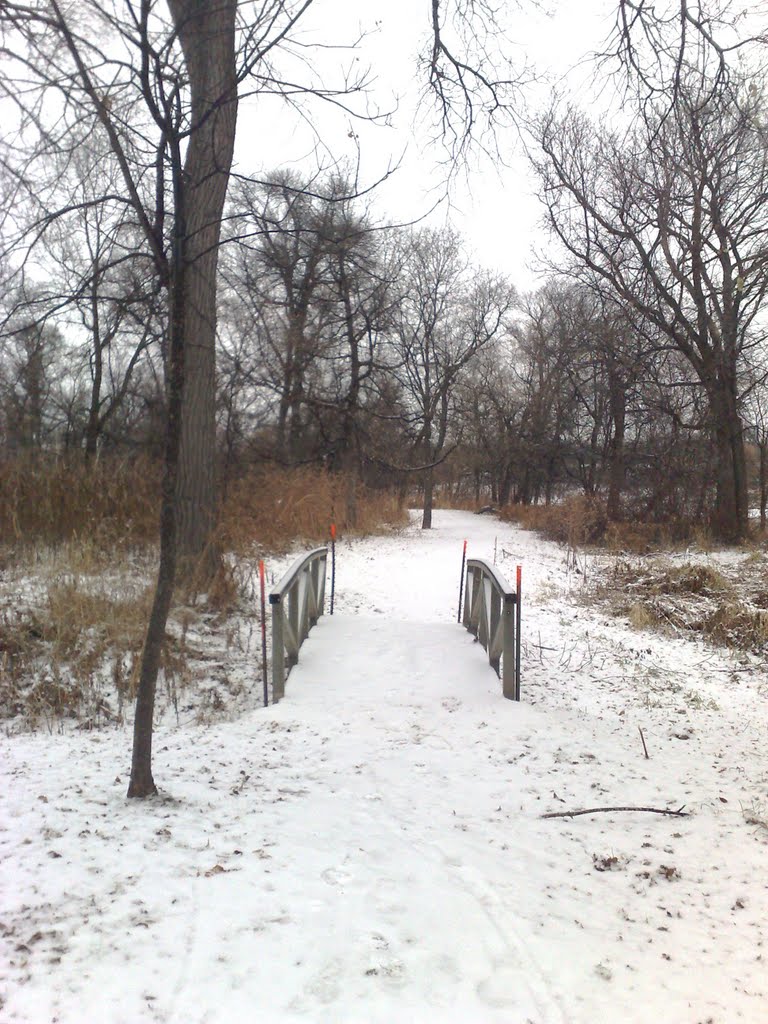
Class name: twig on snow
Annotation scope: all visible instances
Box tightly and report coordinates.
[541,804,689,819]
[638,727,649,759]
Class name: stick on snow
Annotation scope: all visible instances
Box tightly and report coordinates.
[542,805,689,819]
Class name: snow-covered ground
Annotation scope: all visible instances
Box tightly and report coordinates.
[2,510,767,1023]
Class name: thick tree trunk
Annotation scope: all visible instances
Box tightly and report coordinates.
[128,0,238,797]
[498,467,512,506]
[422,462,434,529]
[709,380,749,542]
[172,0,239,580]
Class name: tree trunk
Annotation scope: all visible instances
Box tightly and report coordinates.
[128,0,238,797]
[606,378,626,521]
[84,281,103,460]
[422,462,434,529]
[498,467,512,507]
[709,379,748,543]
[172,0,239,580]
[128,235,186,799]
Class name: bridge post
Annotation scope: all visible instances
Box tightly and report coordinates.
[271,596,286,702]
[462,565,471,627]
[502,594,516,700]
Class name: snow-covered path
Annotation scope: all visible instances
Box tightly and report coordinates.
[2,511,767,1023]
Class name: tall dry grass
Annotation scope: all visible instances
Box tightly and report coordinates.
[0,454,407,557]
[0,455,406,726]
[0,453,160,555]
[499,494,714,553]
[599,558,768,653]
[499,495,609,548]
[219,465,407,555]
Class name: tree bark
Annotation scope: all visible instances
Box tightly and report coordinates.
[128,0,238,797]
[171,0,239,580]
[606,371,626,521]
[128,231,186,799]
[709,381,749,542]
[422,462,434,529]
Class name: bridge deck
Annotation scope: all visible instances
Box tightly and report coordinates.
[263,608,561,1020]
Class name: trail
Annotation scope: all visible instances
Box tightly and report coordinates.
[2,511,767,1023]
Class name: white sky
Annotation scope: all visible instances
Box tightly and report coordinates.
[234,0,618,292]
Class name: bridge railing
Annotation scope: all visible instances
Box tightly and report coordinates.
[269,546,327,702]
[462,558,521,700]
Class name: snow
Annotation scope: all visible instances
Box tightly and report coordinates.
[2,510,767,1023]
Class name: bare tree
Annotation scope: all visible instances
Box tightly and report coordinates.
[392,227,516,527]
[535,76,768,540]
[38,160,161,458]
[609,0,764,104]
[224,172,339,464]
[223,170,400,524]
[0,315,60,452]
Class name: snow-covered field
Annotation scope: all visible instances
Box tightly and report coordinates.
[2,510,767,1023]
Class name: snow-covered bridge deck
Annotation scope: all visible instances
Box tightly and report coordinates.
[269,516,520,707]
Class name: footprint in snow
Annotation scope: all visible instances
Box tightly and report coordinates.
[321,866,354,887]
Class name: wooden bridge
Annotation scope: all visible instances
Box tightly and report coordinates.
[266,545,521,706]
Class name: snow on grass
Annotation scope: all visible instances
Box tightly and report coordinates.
[1,510,767,1022]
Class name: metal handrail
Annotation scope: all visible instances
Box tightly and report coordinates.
[462,557,520,700]
[269,546,327,702]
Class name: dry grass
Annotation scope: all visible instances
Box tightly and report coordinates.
[499,495,716,554]
[0,454,159,556]
[0,455,407,558]
[0,576,153,727]
[500,496,609,548]
[44,577,152,665]
[0,570,220,729]
[219,465,407,555]
[743,800,768,834]
[0,456,406,728]
[598,558,768,653]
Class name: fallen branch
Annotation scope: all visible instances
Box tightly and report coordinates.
[542,805,688,819]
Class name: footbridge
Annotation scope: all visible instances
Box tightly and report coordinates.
[265,542,522,707]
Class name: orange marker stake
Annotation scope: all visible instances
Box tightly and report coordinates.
[259,560,268,707]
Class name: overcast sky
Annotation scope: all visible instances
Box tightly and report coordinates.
[234,0,618,292]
